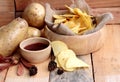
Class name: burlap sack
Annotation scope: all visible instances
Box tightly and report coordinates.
[45,0,113,35]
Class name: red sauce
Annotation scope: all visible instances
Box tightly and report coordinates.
[24,43,48,51]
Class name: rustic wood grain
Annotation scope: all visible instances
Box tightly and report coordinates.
[86,0,120,8]
[92,7,120,24]
[92,25,120,82]
[0,0,15,26]
[0,69,8,82]
[15,0,120,11]
[14,0,72,11]
[5,54,93,82]
[5,58,50,82]
[0,0,14,12]
[0,12,15,26]
[15,7,120,24]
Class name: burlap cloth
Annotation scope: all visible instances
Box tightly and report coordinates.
[45,0,113,82]
[49,67,93,82]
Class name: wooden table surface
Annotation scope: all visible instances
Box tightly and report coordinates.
[0,0,120,82]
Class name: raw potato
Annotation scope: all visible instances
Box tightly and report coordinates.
[0,17,28,57]
[22,3,45,29]
[27,26,41,38]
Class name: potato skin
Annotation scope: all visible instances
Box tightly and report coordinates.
[0,17,28,57]
[27,26,41,38]
[22,3,45,29]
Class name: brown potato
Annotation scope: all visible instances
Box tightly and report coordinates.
[22,3,45,29]
[27,26,41,38]
[0,17,28,57]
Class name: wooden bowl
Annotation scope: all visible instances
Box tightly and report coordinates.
[44,26,106,55]
[19,37,51,63]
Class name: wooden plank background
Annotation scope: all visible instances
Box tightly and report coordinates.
[92,7,120,24]
[14,0,120,11]
[0,0,15,81]
[0,0,14,12]
[14,0,120,24]
[0,0,15,26]
[0,0,119,26]
[5,59,50,82]
[0,69,8,82]
[92,25,120,82]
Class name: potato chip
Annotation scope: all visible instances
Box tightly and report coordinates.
[51,41,68,56]
[53,15,64,19]
[57,54,68,70]
[78,27,88,35]
[53,5,95,35]
[60,14,78,18]
[65,5,75,14]
[74,8,83,15]
[54,18,66,24]
[64,21,76,29]
[65,57,89,69]
[57,50,76,70]
[57,49,76,59]
[51,41,89,72]
[74,8,92,28]
[64,67,76,71]
[71,23,80,34]
[55,58,76,71]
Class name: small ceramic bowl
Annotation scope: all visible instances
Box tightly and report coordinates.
[19,37,51,63]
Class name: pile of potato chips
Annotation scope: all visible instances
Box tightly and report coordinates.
[53,5,96,35]
[51,41,89,71]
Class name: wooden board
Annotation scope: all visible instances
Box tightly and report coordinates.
[14,0,72,11]
[0,12,15,26]
[92,7,120,24]
[86,0,120,8]
[92,25,120,82]
[4,7,119,26]
[15,0,120,11]
[5,58,50,82]
[0,0,14,12]
[0,69,8,82]
[4,54,93,82]
[15,6,120,25]
[0,3,14,82]
[0,0,15,26]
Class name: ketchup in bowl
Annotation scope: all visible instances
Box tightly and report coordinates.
[24,43,48,51]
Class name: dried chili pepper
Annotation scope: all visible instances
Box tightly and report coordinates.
[0,63,11,72]
[0,55,19,72]
[20,58,38,76]
[17,62,24,76]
